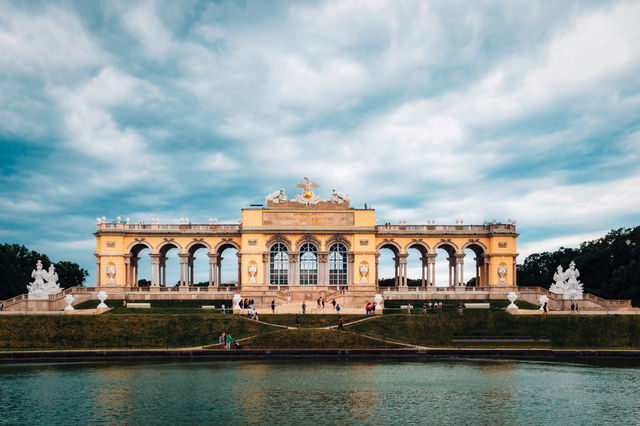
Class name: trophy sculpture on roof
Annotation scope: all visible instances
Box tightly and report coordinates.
[294,177,323,205]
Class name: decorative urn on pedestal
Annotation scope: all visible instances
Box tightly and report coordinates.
[506,291,518,310]
[97,291,108,309]
[64,294,75,312]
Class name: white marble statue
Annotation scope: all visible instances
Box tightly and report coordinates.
[106,266,116,284]
[507,291,518,310]
[28,260,62,300]
[359,263,369,283]
[549,261,583,300]
[248,264,257,283]
[331,188,350,204]
[374,293,383,309]
[232,294,242,310]
[265,188,287,204]
[97,291,108,309]
[497,266,507,285]
[64,294,75,311]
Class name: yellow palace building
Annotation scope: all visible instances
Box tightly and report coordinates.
[93,179,520,306]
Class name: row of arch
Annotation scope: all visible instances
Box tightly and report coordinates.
[110,237,491,288]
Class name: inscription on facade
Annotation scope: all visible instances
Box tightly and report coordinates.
[248,240,257,245]
[107,242,115,248]
[498,242,507,248]
[360,240,369,246]
[263,211,354,226]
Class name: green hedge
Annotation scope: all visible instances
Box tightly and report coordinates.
[347,311,640,348]
[259,314,366,328]
[0,315,275,350]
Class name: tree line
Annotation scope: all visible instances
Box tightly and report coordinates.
[517,226,640,306]
[0,244,88,300]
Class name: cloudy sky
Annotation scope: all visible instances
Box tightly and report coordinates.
[1,0,639,284]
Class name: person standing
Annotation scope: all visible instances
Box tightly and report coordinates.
[332,299,336,309]
[322,298,325,309]
[338,317,344,330]
[423,303,427,314]
[0,302,3,312]
[296,314,301,328]
[302,302,306,314]
[543,302,548,314]
[336,304,341,313]
[225,333,233,350]
[271,300,275,313]
[407,303,412,314]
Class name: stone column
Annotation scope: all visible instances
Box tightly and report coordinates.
[124,255,131,287]
[456,254,465,286]
[375,253,380,287]
[398,254,408,287]
[289,252,299,286]
[218,256,222,287]
[484,255,490,286]
[179,254,189,287]
[427,254,436,286]
[420,257,426,287]
[160,256,167,286]
[134,257,139,286]
[262,253,269,285]
[236,252,242,289]
[188,256,195,286]
[318,252,328,285]
[347,252,355,286]
[512,256,517,287]
[150,254,160,287]
[208,253,218,287]
[394,257,399,287]
[95,256,101,287]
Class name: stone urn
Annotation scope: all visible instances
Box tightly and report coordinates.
[359,263,369,283]
[106,266,116,284]
[64,294,75,312]
[374,293,383,310]
[248,264,257,283]
[498,266,507,285]
[97,291,108,309]
[232,294,242,310]
[507,291,518,310]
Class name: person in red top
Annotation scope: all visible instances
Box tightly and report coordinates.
[338,317,344,330]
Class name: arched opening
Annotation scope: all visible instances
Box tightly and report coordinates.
[299,242,318,285]
[158,243,180,287]
[129,243,152,287]
[188,243,211,286]
[217,243,240,288]
[376,243,401,287]
[406,244,429,287]
[434,243,458,287]
[329,242,348,286]
[463,243,487,287]
[269,242,289,285]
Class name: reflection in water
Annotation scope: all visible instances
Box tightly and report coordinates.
[0,360,639,424]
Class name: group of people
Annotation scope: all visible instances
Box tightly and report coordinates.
[364,302,377,315]
[301,298,340,314]
[240,298,255,309]
[246,307,259,321]
[219,331,240,350]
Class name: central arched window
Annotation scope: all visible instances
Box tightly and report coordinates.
[270,242,289,285]
[329,242,348,285]
[299,242,318,285]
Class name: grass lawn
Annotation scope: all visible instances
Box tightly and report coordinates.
[239,328,404,349]
[259,314,367,328]
[74,299,231,310]
[347,310,640,349]
[0,315,275,350]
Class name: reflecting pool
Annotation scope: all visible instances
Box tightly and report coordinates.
[1,359,639,424]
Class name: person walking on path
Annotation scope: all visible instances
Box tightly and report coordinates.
[225,333,233,350]
[336,304,341,313]
[407,303,412,314]
[332,299,336,309]
[296,314,301,328]
[302,302,306,314]
[322,298,325,309]
[338,317,344,330]
[543,302,548,314]
[271,300,275,313]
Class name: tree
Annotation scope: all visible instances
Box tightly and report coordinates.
[0,243,88,300]
[517,226,640,306]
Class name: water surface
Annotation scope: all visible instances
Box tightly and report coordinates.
[1,359,639,425]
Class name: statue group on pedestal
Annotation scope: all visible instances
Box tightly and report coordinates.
[27,260,62,299]
[549,261,583,300]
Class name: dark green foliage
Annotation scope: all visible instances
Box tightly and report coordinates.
[378,278,423,287]
[0,244,88,300]
[74,299,232,309]
[241,329,402,349]
[347,311,640,349]
[382,299,539,310]
[0,315,276,350]
[517,226,640,306]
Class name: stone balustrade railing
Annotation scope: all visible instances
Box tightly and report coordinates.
[97,223,241,233]
[375,224,516,233]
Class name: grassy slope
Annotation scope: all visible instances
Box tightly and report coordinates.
[259,314,367,328]
[74,299,231,309]
[348,311,640,349]
[240,328,403,349]
[0,315,275,350]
